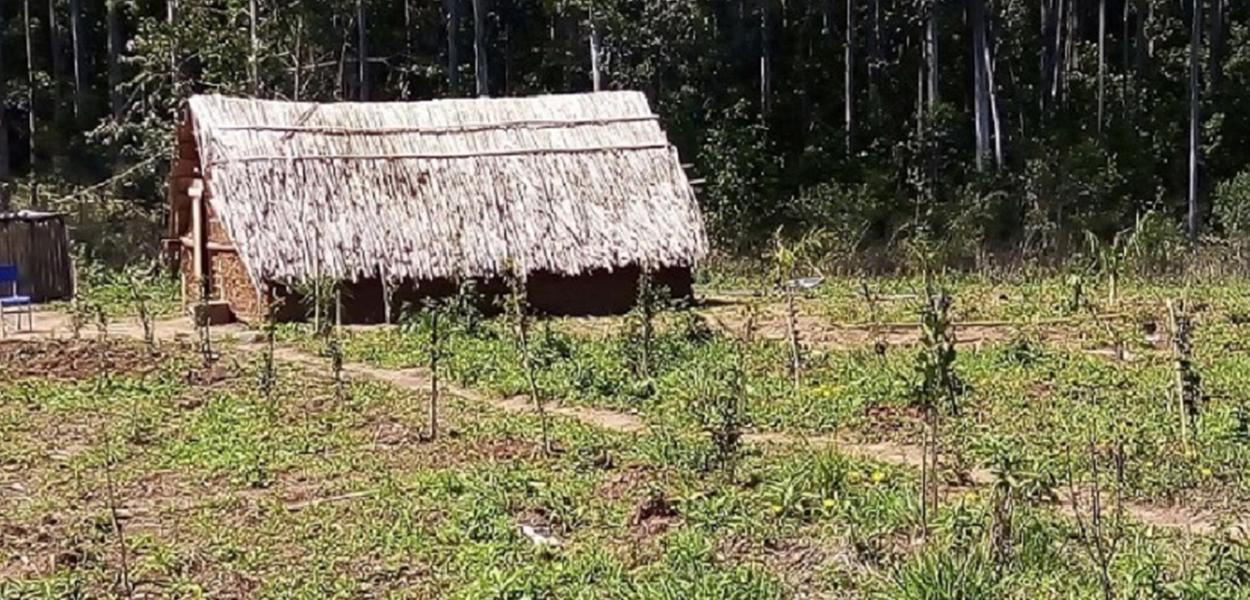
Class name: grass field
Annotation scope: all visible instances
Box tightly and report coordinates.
[4,272,1250,598]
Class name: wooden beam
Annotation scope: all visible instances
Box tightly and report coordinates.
[209,143,674,166]
[211,115,660,136]
[177,235,235,252]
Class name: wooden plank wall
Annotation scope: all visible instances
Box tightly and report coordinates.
[0,217,74,301]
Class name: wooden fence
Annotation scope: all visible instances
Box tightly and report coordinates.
[0,212,74,301]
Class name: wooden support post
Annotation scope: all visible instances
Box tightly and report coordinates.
[381,268,393,325]
[189,180,207,307]
[335,287,342,329]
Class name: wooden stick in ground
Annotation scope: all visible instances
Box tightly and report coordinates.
[639,270,653,378]
[102,441,133,598]
[332,286,344,399]
[1168,299,1198,455]
[428,305,440,440]
[508,266,551,455]
[260,287,276,398]
[197,270,212,366]
[785,280,801,389]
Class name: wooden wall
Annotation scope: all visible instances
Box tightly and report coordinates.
[0,216,74,302]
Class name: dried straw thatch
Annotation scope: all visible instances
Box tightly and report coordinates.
[182,91,707,287]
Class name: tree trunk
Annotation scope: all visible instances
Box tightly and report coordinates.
[844,0,854,155]
[926,0,939,109]
[1097,0,1106,136]
[869,0,880,86]
[25,0,37,204]
[69,0,84,122]
[1121,0,1129,75]
[986,27,1003,168]
[403,0,414,99]
[589,4,601,91]
[1050,0,1065,105]
[444,0,459,94]
[168,0,178,86]
[971,0,997,171]
[249,0,259,95]
[293,16,303,100]
[357,0,368,100]
[1061,0,1076,104]
[0,6,9,212]
[1040,0,1048,96]
[48,0,64,121]
[473,0,488,97]
[1188,0,1202,240]
[1132,0,1149,110]
[760,0,773,118]
[107,0,124,120]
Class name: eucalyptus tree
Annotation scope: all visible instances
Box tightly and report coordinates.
[969,0,1002,171]
[844,0,854,154]
[69,0,84,121]
[1097,0,1106,135]
[0,5,8,212]
[1189,0,1202,239]
[589,2,601,91]
[444,0,460,94]
[473,0,487,96]
[47,0,65,118]
[249,0,259,94]
[23,0,36,199]
[356,0,367,99]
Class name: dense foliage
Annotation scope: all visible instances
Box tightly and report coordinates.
[1,0,1248,260]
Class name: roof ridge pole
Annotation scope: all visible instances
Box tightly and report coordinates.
[208,142,675,166]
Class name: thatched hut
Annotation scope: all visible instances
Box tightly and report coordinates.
[0,211,74,302]
[166,91,708,323]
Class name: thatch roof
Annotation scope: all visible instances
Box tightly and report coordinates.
[182,91,708,286]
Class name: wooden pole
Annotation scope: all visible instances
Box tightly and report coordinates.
[382,272,393,325]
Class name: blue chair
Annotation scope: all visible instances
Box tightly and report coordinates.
[0,265,33,334]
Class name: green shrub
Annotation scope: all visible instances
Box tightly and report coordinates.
[1215,170,1250,240]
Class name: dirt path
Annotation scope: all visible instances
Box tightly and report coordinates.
[276,345,1244,536]
[11,309,1243,536]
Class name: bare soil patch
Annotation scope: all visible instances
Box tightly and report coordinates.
[0,339,165,380]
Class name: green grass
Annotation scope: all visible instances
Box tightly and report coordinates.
[0,340,883,597]
[301,274,1250,507]
[10,271,1250,597]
